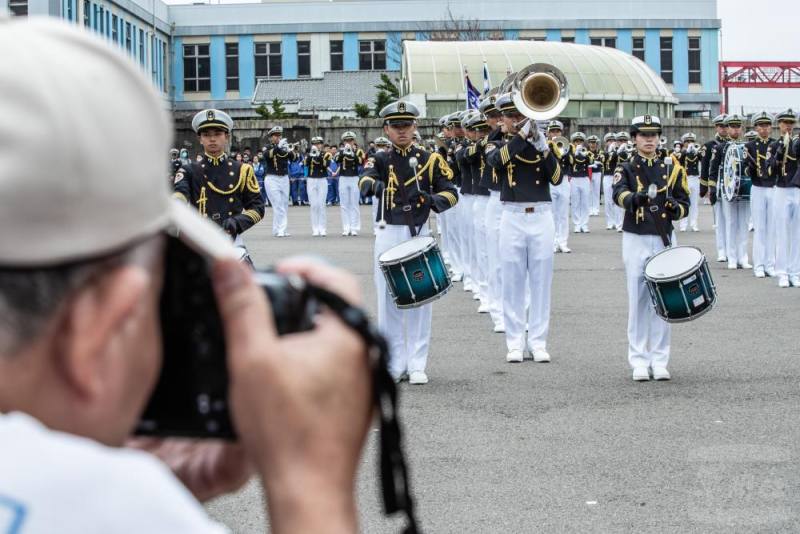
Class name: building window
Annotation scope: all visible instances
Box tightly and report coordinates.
[8,0,28,15]
[98,6,104,32]
[688,37,701,84]
[561,36,575,43]
[632,37,645,61]
[330,40,343,71]
[125,22,132,52]
[162,41,168,90]
[183,44,210,92]
[359,39,385,70]
[255,42,282,79]
[590,37,616,48]
[297,40,311,77]
[111,14,118,42]
[660,36,673,83]
[139,29,145,64]
[226,43,239,91]
[83,0,90,26]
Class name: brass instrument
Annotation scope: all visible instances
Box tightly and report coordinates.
[552,136,570,156]
[310,146,320,158]
[511,63,569,122]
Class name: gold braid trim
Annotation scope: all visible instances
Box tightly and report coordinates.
[242,164,260,194]
[429,152,453,180]
[172,192,187,202]
[206,171,245,195]
[388,165,399,208]
[500,145,511,165]
[507,163,515,187]
[198,186,208,216]
[244,209,262,224]
[358,176,375,189]
[515,154,542,164]
[616,190,632,209]
[550,162,561,185]
[438,191,458,207]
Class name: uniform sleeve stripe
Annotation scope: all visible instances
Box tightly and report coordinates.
[438,191,457,207]
[172,192,187,202]
[616,190,631,208]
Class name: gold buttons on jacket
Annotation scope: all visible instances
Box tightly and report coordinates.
[229,198,234,203]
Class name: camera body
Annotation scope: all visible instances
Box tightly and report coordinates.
[136,237,317,439]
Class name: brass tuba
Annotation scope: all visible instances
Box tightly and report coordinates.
[511,63,569,121]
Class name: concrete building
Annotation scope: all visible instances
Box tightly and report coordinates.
[2,0,722,117]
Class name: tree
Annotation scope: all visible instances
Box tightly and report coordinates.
[255,104,271,119]
[354,103,371,118]
[270,98,287,119]
[417,6,504,42]
[374,91,394,117]
[376,73,400,100]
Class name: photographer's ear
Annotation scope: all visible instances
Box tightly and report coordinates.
[54,266,149,401]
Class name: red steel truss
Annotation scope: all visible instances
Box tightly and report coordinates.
[719,61,800,113]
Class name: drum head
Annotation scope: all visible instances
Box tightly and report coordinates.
[379,236,436,263]
[645,246,704,280]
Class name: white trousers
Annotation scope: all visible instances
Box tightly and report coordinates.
[723,199,750,265]
[459,195,475,284]
[603,174,623,229]
[713,200,728,258]
[570,177,591,230]
[774,187,800,277]
[265,174,290,236]
[339,176,361,233]
[590,172,601,214]
[750,185,775,272]
[679,176,700,231]
[622,232,672,370]
[472,195,489,302]
[500,202,555,352]
[374,225,433,378]
[485,192,505,328]
[306,178,328,234]
[551,180,571,246]
[445,201,463,276]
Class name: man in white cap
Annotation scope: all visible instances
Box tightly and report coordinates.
[304,136,331,236]
[173,109,264,264]
[612,115,689,382]
[359,101,458,384]
[264,126,294,237]
[334,131,365,236]
[0,17,372,532]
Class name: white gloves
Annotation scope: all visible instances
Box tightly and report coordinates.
[278,138,289,150]
[530,132,548,153]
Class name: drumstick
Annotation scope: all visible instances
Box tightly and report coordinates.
[647,183,657,201]
[378,184,387,229]
[409,157,420,192]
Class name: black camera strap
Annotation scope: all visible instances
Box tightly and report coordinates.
[307,285,420,534]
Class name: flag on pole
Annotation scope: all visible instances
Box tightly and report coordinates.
[482,61,492,95]
[464,70,481,110]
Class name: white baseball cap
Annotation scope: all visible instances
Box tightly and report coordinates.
[0,18,235,267]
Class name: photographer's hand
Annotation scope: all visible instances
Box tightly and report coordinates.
[125,438,253,503]
[212,259,370,534]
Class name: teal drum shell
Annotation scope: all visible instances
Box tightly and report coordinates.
[378,236,452,309]
[644,246,717,323]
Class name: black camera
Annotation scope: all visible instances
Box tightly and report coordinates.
[136,237,318,439]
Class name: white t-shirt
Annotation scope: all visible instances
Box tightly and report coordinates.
[0,412,230,533]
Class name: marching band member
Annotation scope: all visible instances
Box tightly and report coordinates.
[358,101,458,384]
[587,135,603,216]
[453,112,477,297]
[173,109,265,263]
[436,115,455,272]
[478,93,507,332]
[701,114,730,262]
[678,132,701,232]
[612,115,689,382]
[547,120,571,252]
[305,136,331,236]
[710,114,751,270]
[487,91,562,364]
[371,136,392,234]
[461,110,492,313]
[443,113,467,283]
[334,131,365,236]
[771,109,799,287]
[602,133,623,230]
[745,111,776,278]
[568,131,593,233]
[264,125,294,237]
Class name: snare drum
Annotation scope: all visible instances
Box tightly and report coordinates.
[644,246,717,323]
[378,236,451,309]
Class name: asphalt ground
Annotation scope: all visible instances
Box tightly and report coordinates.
[206,201,800,533]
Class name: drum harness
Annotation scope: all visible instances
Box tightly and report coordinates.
[646,183,673,248]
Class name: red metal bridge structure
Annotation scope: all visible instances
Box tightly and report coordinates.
[719,61,800,114]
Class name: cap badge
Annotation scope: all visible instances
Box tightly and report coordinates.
[398,102,406,113]
[644,115,652,125]
[207,110,215,121]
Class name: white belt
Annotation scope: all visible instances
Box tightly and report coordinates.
[502,201,552,213]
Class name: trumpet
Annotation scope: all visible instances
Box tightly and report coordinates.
[509,63,570,140]
[551,136,570,156]
[617,142,634,155]
[607,142,618,153]
[343,145,354,157]
[686,143,698,155]
[575,145,589,158]
[310,146,320,158]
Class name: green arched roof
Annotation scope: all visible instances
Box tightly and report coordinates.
[402,40,678,104]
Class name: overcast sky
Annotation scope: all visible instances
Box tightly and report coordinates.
[163,0,799,111]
